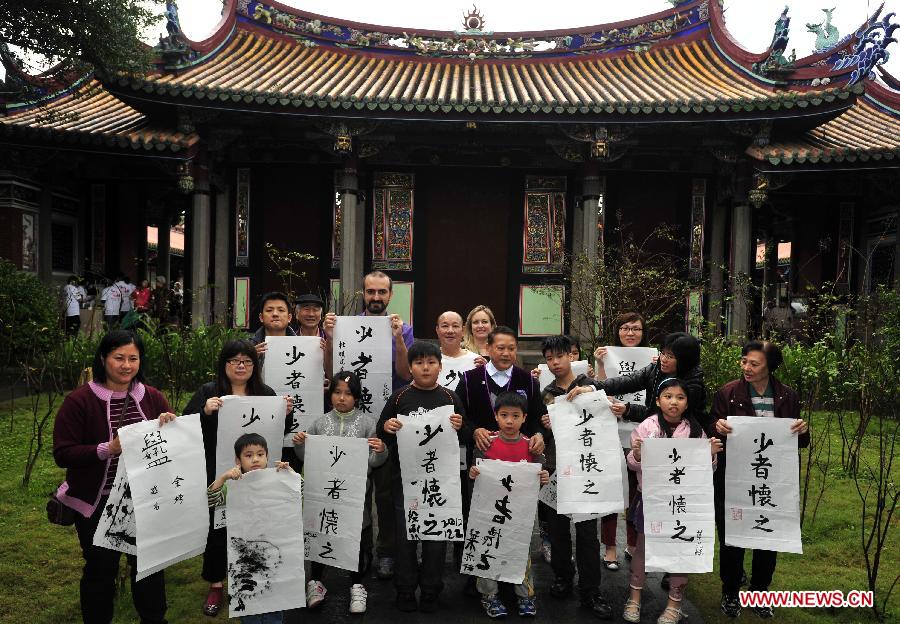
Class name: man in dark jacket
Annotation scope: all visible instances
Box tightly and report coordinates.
[455,326,546,455]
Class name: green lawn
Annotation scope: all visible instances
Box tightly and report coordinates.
[0,398,896,623]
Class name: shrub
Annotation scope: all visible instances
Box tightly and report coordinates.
[0,259,62,366]
[138,320,248,407]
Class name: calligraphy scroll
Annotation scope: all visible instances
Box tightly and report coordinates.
[118,414,208,580]
[302,435,369,571]
[642,438,715,573]
[537,360,589,392]
[214,396,288,528]
[538,470,598,524]
[227,468,306,616]
[438,352,479,390]
[333,316,392,418]
[263,336,325,445]
[603,347,657,448]
[462,459,541,583]
[549,390,625,515]
[724,417,802,553]
[396,405,465,541]
[602,347,657,405]
[92,460,136,555]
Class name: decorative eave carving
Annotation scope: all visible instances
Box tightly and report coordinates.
[833,10,898,86]
[753,6,796,78]
[315,120,380,155]
[556,124,632,162]
[156,1,198,68]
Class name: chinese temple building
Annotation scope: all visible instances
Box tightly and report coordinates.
[1,0,898,339]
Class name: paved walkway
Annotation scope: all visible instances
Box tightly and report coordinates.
[285,514,703,623]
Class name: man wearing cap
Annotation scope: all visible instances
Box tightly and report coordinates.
[294,293,327,338]
[294,293,332,389]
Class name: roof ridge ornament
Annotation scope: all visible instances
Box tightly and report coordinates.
[753,6,796,77]
[157,1,197,67]
[458,6,492,35]
[833,10,898,86]
[806,8,840,53]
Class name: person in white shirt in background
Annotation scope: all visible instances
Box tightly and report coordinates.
[115,275,136,320]
[63,275,84,337]
[100,279,123,328]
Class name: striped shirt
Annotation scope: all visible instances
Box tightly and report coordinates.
[208,484,227,507]
[749,383,775,418]
[102,395,145,493]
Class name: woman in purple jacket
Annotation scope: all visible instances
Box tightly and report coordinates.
[711,340,809,619]
[53,330,176,624]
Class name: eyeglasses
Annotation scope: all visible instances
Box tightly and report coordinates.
[620,325,643,333]
[659,352,675,361]
[226,358,254,368]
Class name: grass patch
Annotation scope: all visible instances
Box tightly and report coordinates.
[0,399,896,622]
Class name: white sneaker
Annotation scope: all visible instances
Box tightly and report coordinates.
[349,583,368,614]
[306,580,327,609]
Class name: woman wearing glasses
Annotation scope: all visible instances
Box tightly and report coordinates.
[592,313,652,568]
[596,326,708,569]
[183,339,293,616]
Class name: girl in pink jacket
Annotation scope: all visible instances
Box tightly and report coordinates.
[623,377,722,624]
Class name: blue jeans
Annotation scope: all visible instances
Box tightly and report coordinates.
[241,612,283,624]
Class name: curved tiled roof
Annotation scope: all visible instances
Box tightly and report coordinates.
[0,79,198,155]
[117,29,856,117]
[747,95,900,166]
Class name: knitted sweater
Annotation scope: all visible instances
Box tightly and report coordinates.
[293,408,387,470]
[53,381,170,517]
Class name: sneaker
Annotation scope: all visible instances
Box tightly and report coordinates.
[540,539,552,564]
[517,597,537,617]
[376,556,395,579]
[306,580,327,609]
[482,595,508,618]
[349,584,367,614]
[752,605,774,619]
[419,592,440,613]
[721,594,742,618]
[396,591,418,612]
[203,586,224,616]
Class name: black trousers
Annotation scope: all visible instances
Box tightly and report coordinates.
[548,512,601,598]
[714,463,778,596]
[66,315,81,337]
[372,462,396,559]
[75,496,167,624]
[310,524,374,585]
[392,479,447,595]
[202,508,227,583]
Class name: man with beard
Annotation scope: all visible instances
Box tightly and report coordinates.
[323,271,413,580]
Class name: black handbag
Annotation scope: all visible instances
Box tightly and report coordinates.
[46,493,77,526]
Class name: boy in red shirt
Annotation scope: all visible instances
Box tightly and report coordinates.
[469,391,549,618]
